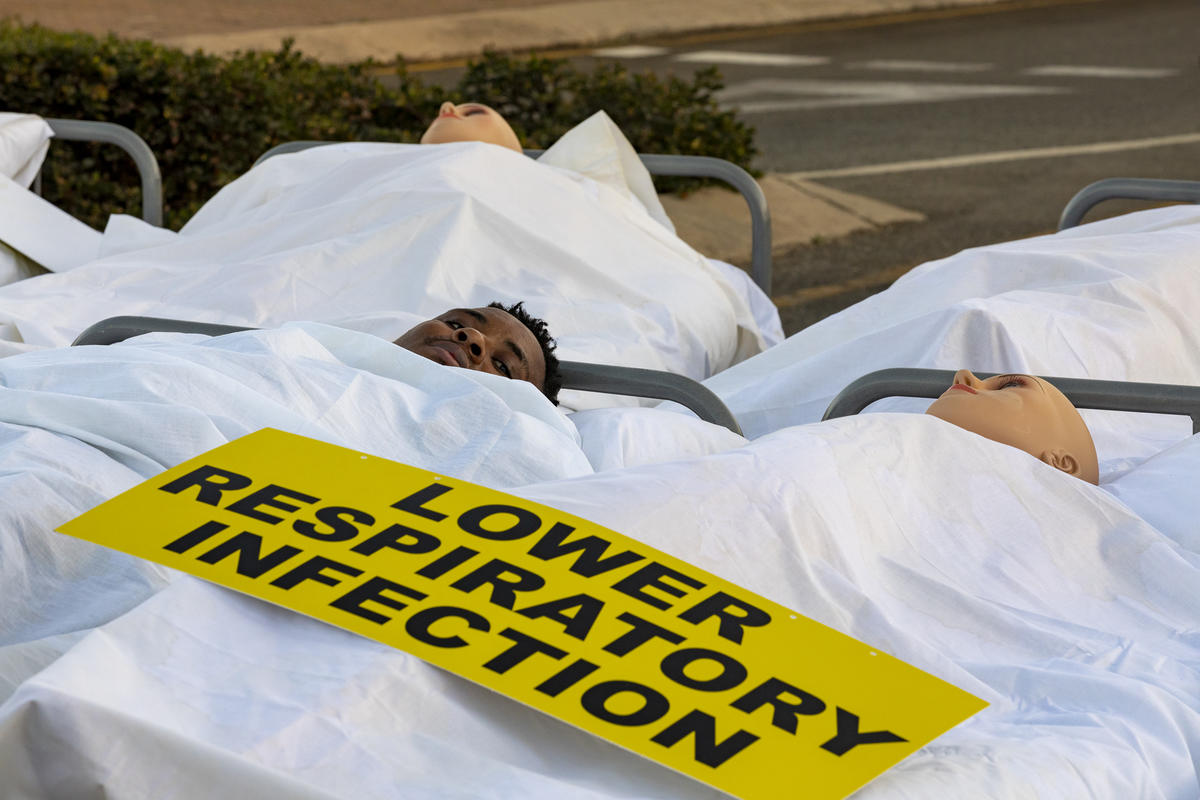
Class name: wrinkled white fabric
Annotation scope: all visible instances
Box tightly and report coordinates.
[0,323,586,483]
[0,415,1195,799]
[0,324,591,708]
[707,205,1200,475]
[1102,432,1200,553]
[0,142,772,409]
[0,113,52,188]
[538,110,676,234]
[0,172,104,275]
[570,405,747,471]
[0,114,88,282]
[0,196,1197,800]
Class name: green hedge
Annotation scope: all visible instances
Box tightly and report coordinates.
[0,21,757,230]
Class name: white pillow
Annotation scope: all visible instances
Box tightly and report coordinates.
[537,110,676,233]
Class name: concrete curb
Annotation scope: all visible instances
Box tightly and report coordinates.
[665,173,925,266]
[161,0,1013,64]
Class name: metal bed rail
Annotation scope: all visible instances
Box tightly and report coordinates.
[39,119,164,227]
[252,141,772,295]
[1057,177,1200,231]
[72,315,743,436]
[822,367,1200,435]
[556,361,741,435]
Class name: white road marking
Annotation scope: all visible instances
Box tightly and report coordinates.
[1024,65,1180,78]
[674,50,830,67]
[718,78,1068,113]
[789,133,1200,179]
[848,59,993,73]
[592,45,669,58]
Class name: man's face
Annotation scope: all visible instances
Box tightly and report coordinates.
[394,307,546,392]
[420,102,522,153]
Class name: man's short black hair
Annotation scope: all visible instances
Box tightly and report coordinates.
[488,300,562,405]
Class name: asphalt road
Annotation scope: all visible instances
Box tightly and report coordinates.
[421,0,1199,334]
[584,0,1200,333]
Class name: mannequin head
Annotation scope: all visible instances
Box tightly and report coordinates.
[925,370,1099,484]
[394,301,561,404]
[420,102,522,153]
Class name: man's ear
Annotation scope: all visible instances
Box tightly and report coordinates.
[1039,448,1080,477]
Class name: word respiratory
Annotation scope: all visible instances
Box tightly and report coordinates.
[59,428,985,800]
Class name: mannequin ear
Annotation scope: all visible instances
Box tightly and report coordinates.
[1039,448,1080,477]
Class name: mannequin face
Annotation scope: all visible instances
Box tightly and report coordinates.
[394,306,546,391]
[925,370,1099,484]
[420,102,522,153]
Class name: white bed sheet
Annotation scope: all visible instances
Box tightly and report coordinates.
[0,137,774,411]
[0,414,1195,799]
[0,113,57,285]
[0,325,592,704]
[0,201,1197,798]
[703,204,1200,479]
[0,113,52,188]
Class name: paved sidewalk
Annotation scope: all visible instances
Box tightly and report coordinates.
[663,176,923,267]
[156,0,1011,65]
[2,0,1013,63]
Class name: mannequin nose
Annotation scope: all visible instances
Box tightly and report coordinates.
[455,327,485,361]
[952,369,981,388]
[439,101,457,117]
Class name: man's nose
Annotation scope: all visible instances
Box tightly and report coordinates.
[438,101,457,117]
[952,369,981,388]
[454,327,486,362]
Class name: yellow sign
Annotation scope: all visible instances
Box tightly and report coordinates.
[59,428,985,799]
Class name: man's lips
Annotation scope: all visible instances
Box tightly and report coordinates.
[949,384,977,394]
[428,340,466,367]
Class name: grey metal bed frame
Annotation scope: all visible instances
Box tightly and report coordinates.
[1058,178,1200,231]
[253,141,773,295]
[37,119,164,227]
[823,367,1200,435]
[72,315,743,436]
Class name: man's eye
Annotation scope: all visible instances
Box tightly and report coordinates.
[464,109,486,116]
[445,320,462,329]
[1000,378,1023,389]
[494,359,511,377]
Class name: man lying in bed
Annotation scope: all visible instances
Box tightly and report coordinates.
[393,300,564,405]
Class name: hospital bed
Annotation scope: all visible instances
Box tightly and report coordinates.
[0,113,781,397]
[7,320,1197,799]
[0,117,163,278]
[823,367,1200,434]
[37,118,163,226]
[3,198,1199,799]
[73,314,744,435]
[25,117,767,283]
